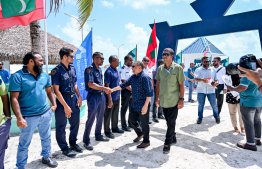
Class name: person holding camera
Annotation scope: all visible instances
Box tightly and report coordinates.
[194,56,220,124]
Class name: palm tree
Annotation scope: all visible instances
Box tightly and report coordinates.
[30,20,41,53]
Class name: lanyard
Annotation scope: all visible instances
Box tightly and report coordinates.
[164,67,172,74]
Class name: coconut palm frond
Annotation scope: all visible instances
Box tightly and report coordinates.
[49,0,65,14]
[77,0,94,29]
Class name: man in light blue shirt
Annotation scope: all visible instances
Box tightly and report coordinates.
[194,56,220,124]
[0,62,10,84]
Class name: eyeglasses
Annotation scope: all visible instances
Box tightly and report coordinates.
[162,53,171,56]
[143,60,149,62]
[212,61,217,63]
[0,64,3,65]
[203,61,210,63]
[96,57,104,61]
[132,65,136,68]
[67,55,74,58]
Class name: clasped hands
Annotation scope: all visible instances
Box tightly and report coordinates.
[103,86,121,94]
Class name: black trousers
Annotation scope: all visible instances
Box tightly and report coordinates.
[129,105,150,143]
[120,89,132,128]
[163,105,178,145]
[215,84,224,115]
[104,99,120,134]
[152,86,163,118]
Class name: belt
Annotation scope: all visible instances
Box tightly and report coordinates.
[62,94,75,98]
[88,92,103,95]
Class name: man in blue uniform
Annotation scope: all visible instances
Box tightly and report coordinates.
[83,52,112,150]
[104,55,124,139]
[51,47,83,157]
[0,62,11,84]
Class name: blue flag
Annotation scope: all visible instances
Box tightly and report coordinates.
[73,30,92,101]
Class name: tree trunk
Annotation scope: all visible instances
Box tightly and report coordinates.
[30,20,41,53]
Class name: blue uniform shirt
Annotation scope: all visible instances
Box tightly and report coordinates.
[120,71,153,111]
[51,62,77,95]
[9,66,51,117]
[104,66,120,101]
[0,69,11,84]
[240,77,262,107]
[85,62,103,93]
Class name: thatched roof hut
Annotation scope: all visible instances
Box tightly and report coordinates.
[0,25,78,64]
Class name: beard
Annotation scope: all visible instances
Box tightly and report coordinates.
[203,64,209,68]
[213,63,218,67]
[33,60,43,74]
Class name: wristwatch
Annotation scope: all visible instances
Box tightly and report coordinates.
[7,116,12,120]
[179,98,184,101]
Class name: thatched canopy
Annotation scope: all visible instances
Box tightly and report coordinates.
[0,25,78,64]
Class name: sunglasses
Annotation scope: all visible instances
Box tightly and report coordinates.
[143,60,149,62]
[67,55,74,58]
[162,53,171,56]
[96,57,105,61]
[212,61,217,63]
[132,65,136,68]
[0,64,2,65]
[203,61,210,63]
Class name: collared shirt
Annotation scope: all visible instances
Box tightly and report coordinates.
[213,65,227,89]
[0,68,11,84]
[119,64,133,82]
[0,77,7,126]
[51,62,77,95]
[104,66,120,101]
[240,77,262,107]
[84,62,103,93]
[143,67,153,79]
[155,61,186,108]
[194,66,218,94]
[120,71,153,111]
[9,66,51,117]
[187,67,195,79]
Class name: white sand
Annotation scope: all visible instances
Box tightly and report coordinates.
[4,88,262,169]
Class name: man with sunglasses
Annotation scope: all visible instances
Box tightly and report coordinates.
[51,47,83,157]
[0,62,10,84]
[155,48,185,154]
[194,56,220,124]
[83,52,112,150]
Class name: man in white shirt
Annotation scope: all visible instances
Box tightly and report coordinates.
[119,55,133,131]
[212,57,227,115]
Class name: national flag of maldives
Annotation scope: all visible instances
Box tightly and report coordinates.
[146,21,157,68]
[0,0,45,30]
[203,46,209,56]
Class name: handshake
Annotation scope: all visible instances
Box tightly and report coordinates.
[103,86,122,94]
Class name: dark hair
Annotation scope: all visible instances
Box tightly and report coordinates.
[92,52,103,59]
[109,55,117,63]
[134,61,144,69]
[59,47,74,60]
[163,48,174,55]
[180,63,185,66]
[124,55,132,62]
[201,56,209,61]
[214,56,221,62]
[158,59,164,65]
[23,51,40,65]
[0,61,4,65]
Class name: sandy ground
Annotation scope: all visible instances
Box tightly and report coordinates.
[4,88,262,169]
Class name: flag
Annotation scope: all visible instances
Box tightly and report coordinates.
[146,21,157,68]
[73,30,92,101]
[203,46,209,56]
[118,61,122,70]
[128,47,137,61]
[175,51,182,64]
[0,0,45,30]
[194,59,202,69]
[221,57,229,66]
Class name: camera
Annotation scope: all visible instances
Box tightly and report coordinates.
[226,54,261,75]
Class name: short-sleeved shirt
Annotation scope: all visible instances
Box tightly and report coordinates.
[9,66,51,117]
[120,71,153,111]
[0,77,7,126]
[155,62,186,108]
[239,77,262,107]
[51,62,77,95]
[187,67,195,79]
[104,66,120,101]
[152,69,158,86]
[119,65,133,82]
[84,62,103,93]
[143,67,153,79]
[194,66,218,94]
[0,68,11,84]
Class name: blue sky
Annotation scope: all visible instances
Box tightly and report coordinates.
[41,0,262,65]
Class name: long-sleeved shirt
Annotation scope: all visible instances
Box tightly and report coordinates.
[120,71,153,111]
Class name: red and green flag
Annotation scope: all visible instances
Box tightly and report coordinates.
[146,21,157,68]
[0,0,45,30]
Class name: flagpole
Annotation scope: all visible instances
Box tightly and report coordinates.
[91,27,93,55]
[43,0,48,74]
[136,44,137,61]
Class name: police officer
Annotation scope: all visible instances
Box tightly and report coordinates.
[51,47,83,157]
[83,52,112,150]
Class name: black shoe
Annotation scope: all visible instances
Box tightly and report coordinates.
[122,126,131,132]
[84,142,93,151]
[171,137,177,145]
[148,121,152,124]
[112,128,124,133]
[70,144,83,153]
[152,118,159,123]
[96,136,110,142]
[62,148,76,157]
[215,117,220,124]
[197,119,202,124]
[158,115,165,119]
[42,157,58,168]
[105,133,115,139]
[163,144,170,154]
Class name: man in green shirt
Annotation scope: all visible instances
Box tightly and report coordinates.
[155,48,185,154]
[0,76,11,169]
